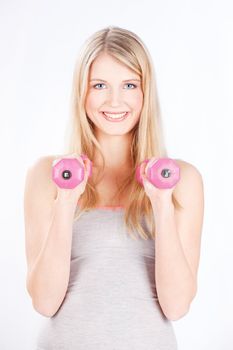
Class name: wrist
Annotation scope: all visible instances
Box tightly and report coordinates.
[54,195,78,212]
[151,196,175,216]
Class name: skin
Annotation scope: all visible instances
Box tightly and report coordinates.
[85,52,143,171]
[84,52,144,205]
[25,51,204,320]
[84,52,204,319]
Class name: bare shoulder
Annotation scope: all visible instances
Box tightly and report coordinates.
[174,158,203,178]
[27,154,62,199]
[173,158,204,208]
[30,153,61,167]
[174,159,202,182]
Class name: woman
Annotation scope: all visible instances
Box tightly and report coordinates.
[24,26,204,349]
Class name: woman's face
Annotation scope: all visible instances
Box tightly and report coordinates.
[85,52,143,136]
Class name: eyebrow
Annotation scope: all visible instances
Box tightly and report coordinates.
[90,78,141,82]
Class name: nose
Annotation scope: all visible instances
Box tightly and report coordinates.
[107,88,123,107]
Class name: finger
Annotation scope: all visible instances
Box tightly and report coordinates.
[141,172,147,185]
[140,162,147,177]
[145,157,158,174]
[142,173,154,188]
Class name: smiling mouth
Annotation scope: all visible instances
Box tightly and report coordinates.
[102,112,129,122]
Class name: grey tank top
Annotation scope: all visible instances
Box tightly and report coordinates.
[36,206,178,350]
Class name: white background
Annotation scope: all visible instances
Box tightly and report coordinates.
[0,0,232,349]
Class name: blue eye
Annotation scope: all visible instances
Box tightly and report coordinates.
[93,83,137,89]
[93,83,106,89]
[125,83,136,89]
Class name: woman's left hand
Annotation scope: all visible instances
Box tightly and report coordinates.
[140,157,175,204]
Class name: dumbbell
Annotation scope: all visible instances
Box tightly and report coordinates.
[52,154,92,189]
[136,158,180,189]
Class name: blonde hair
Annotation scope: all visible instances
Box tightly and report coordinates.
[64,25,181,240]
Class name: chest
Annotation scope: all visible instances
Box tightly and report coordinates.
[96,179,121,206]
[94,171,129,206]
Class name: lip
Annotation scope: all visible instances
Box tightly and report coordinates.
[102,111,129,122]
[102,111,129,114]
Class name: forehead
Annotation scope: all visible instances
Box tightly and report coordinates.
[89,53,140,80]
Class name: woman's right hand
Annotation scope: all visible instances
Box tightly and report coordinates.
[52,153,92,205]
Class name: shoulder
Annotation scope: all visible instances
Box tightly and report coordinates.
[174,158,203,179]
[26,154,61,198]
[173,159,204,208]
[28,154,63,173]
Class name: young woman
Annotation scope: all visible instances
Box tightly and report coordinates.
[24,26,204,349]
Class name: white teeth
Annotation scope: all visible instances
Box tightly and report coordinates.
[103,112,127,119]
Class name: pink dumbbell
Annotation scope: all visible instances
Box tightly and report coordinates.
[136,158,180,189]
[52,154,92,189]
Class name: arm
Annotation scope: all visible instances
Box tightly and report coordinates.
[27,198,77,317]
[152,200,196,320]
[152,161,204,320]
[24,156,79,318]
[142,159,204,321]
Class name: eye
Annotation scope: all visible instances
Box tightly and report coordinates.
[124,83,137,89]
[93,83,106,89]
[93,83,137,89]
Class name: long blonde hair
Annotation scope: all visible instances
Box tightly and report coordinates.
[64,25,181,240]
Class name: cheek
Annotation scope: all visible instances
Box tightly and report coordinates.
[88,93,105,111]
[132,91,143,110]
[85,94,99,114]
